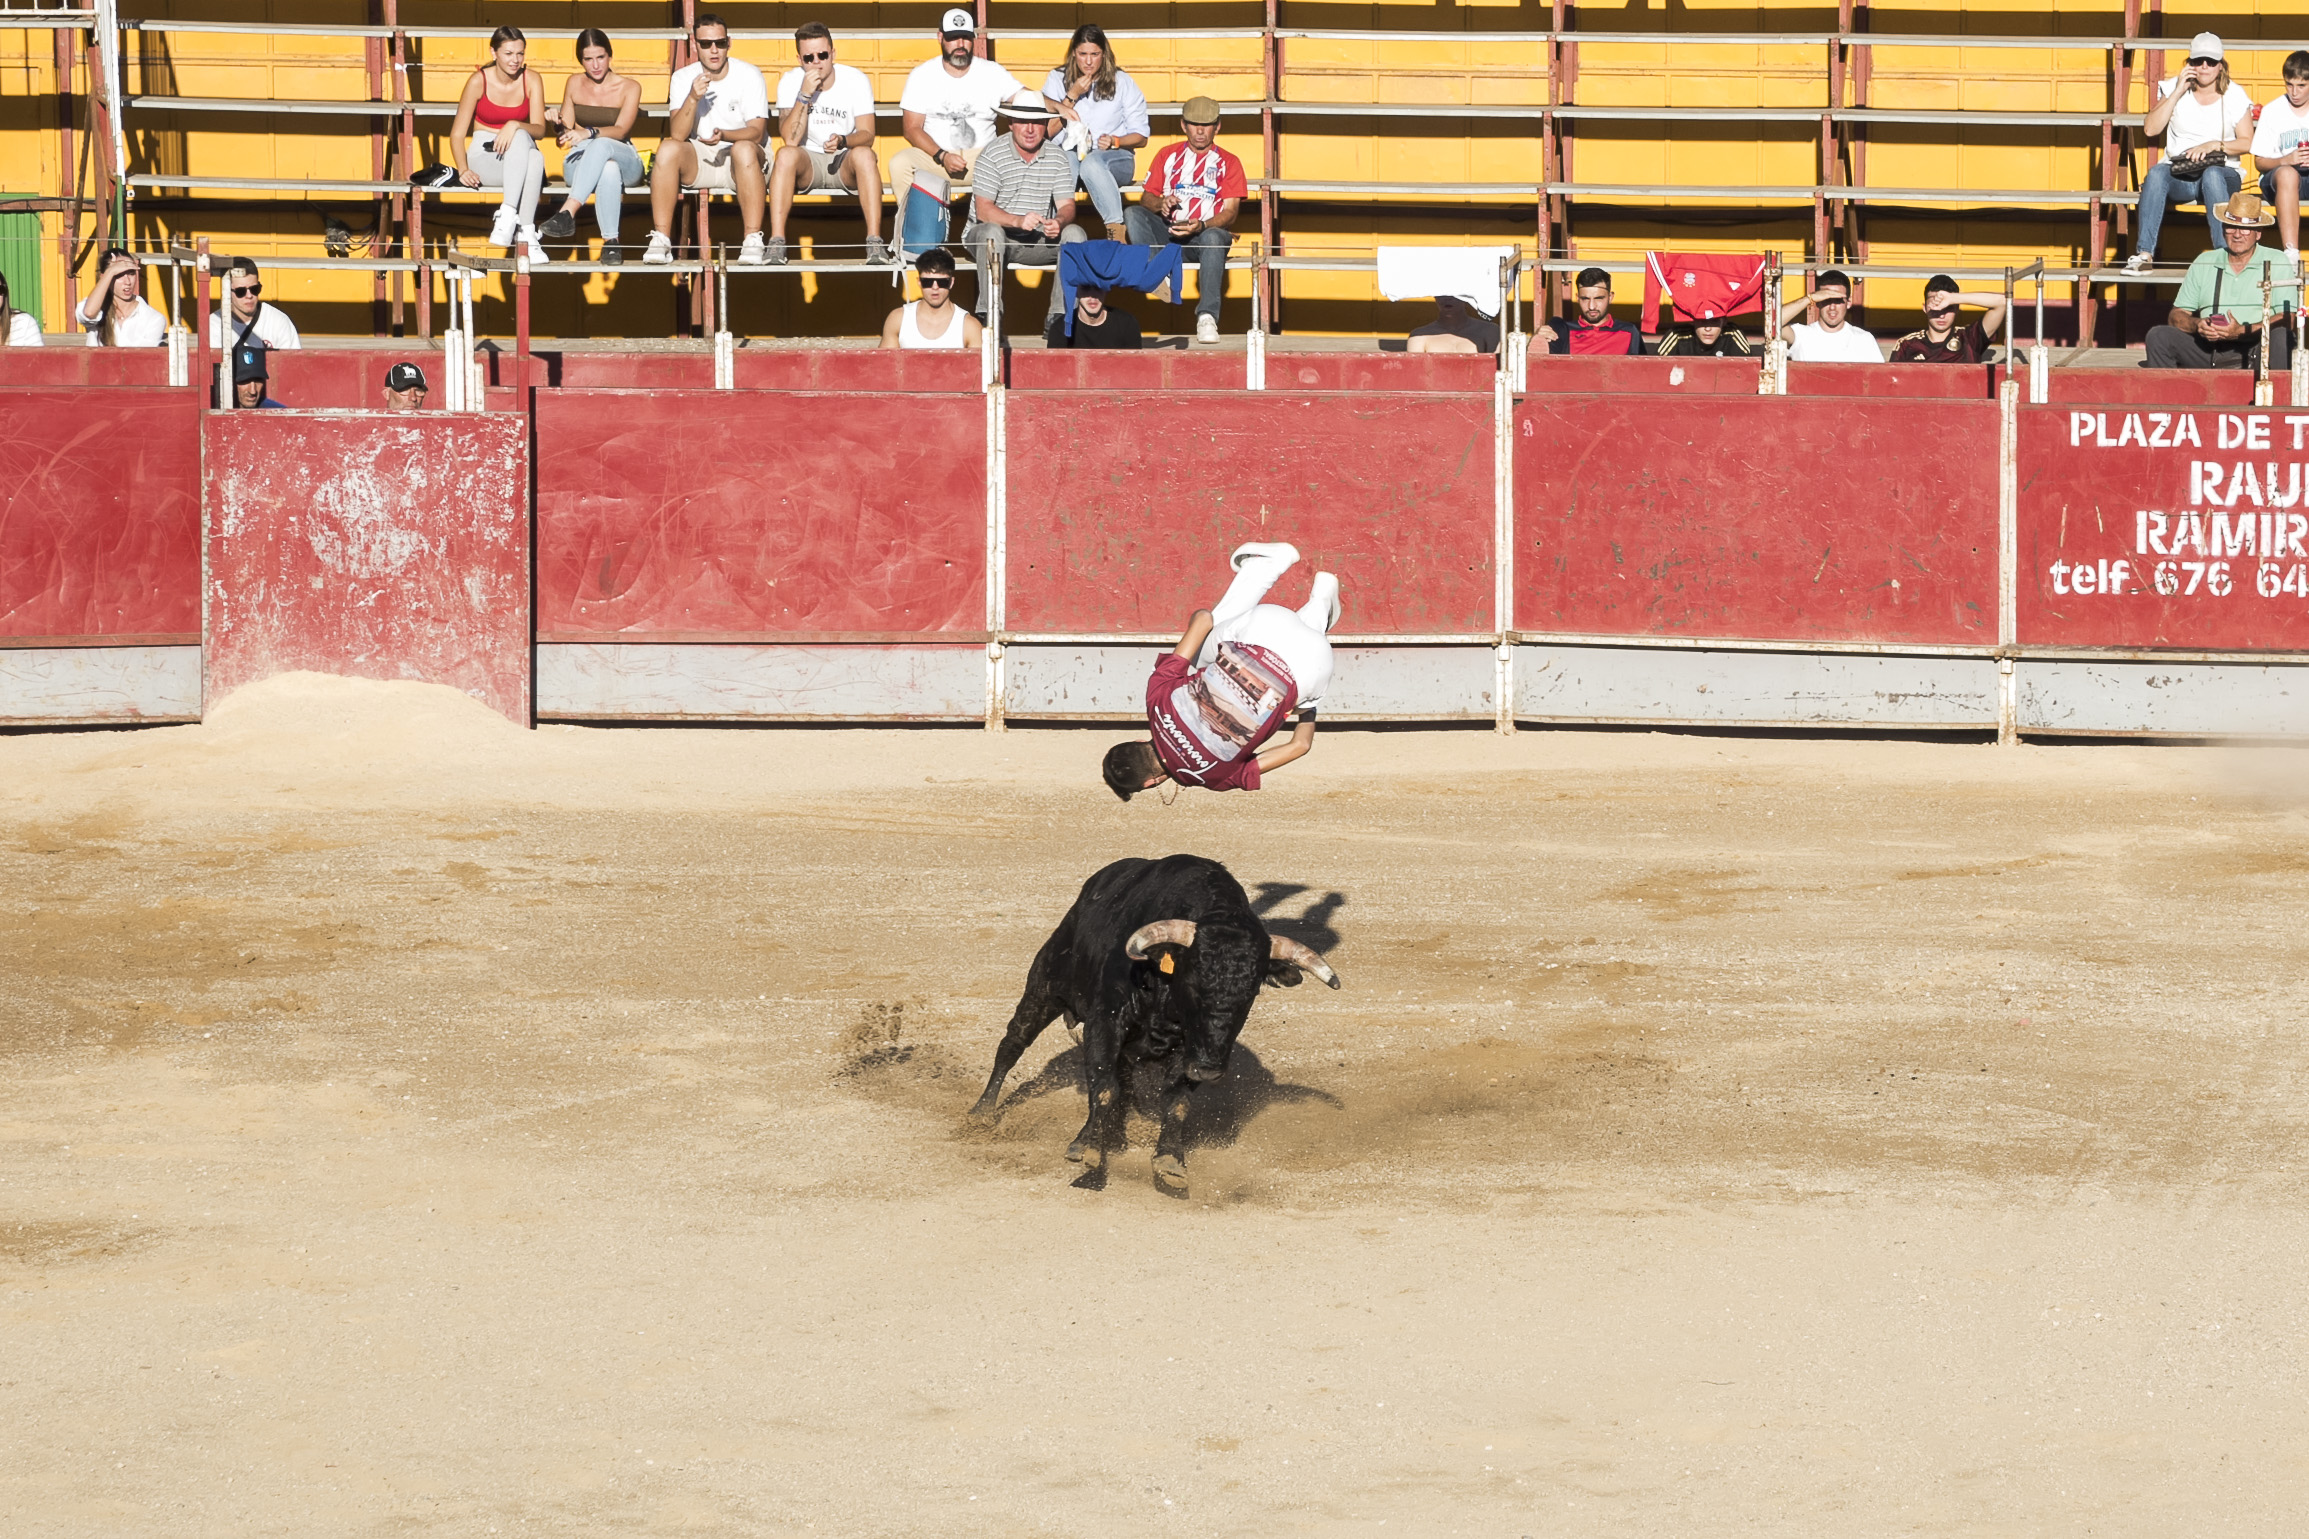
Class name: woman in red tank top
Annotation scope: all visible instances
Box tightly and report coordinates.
[450,25,550,258]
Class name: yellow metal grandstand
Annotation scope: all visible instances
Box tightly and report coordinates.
[1,1,2303,343]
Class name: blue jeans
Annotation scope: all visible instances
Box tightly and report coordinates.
[1074,147,1136,226]
[561,136,645,242]
[1124,205,1231,322]
[2135,159,2241,257]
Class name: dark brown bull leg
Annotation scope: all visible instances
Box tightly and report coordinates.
[968,933,1070,1121]
[1150,1069,1196,1196]
[1069,1015,1125,1191]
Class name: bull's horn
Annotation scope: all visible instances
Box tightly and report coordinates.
[1125,920,1198,959]
[1269,936,1341,989]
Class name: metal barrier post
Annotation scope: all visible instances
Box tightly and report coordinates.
[2028,263,2050,404]
[2256,272,2276,408]
[1761,251,1786,395]
[2293,305,2307,407]
[712,245,734,389]
[985,342,1007,729]
[1997,375,2019,746]
[982,244,1002,392]
[193,237,211,406]
[1246,241,1267,390]
[1494,356,1516,734]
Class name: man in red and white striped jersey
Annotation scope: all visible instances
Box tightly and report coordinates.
[1124,96,1246,345]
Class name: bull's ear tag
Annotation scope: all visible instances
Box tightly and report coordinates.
[1158,953,1175,974]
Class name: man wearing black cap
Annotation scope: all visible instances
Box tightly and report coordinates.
[384,361,430,411]
[229,344,283,410]
[1890,275,2008,363]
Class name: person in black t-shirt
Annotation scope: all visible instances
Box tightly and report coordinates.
[1655,318,1753,356]
[1059,287,1144,348]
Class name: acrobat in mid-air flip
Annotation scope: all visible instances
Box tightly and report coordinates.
[1103,541,1342,799]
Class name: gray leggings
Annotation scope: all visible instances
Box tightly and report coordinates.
[560,136,645,240]
[469,129,543,228]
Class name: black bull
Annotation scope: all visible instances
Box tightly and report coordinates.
[968,855,1341,1194]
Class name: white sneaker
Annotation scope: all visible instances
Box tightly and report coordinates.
[1229,541,1300,571]
[519,228,549,263]
[1195,314,1221,344]
[738,232,766,265]
[642,231,674,265]
[2121,252,2154,274]
[489,209,517,247]
[1306,571,1342,633]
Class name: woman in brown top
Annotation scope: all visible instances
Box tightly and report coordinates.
[540,28,644,262]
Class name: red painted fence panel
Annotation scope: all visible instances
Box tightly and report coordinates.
[1004,391,1496,635]
[0,388,201,642]
[534,389,987,640]
[1517,394,1998,645]
[1262,352,1496,393]
[204,413,533,720]
[1787,361,1992,398]
[1008,350,1244,391]
[1523,354,1760,395]
[732,349,983,393]
[0,349,173,389]
[2040,369,2257,407]
[2017,405,2309,650]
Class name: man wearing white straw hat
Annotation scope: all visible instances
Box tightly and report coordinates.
[2144,191,2298,370]
[964,89,1086,335]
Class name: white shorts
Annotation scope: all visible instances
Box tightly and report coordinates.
[688,140,740,191]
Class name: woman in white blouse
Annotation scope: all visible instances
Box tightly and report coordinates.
[1044,25,1149,242]
[78,249,168,346]
[1,270,41,345]
[2126,33,2253,272]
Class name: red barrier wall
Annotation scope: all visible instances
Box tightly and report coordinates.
[1004,391,1496,634]
[534,389,987,639]
[733,349,983,392]
[204,413,533,720]
[0,349,174,389]
[2041,369,2258,406]
[0,389,201,643]
[1523,354,1760,395]
[2017,405,2309,650]
[1009,350,1244,391]
[1262,352,1496,393]
[1788,361,1992,398]
[1517,394,1999,644]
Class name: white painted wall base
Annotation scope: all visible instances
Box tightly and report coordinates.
[1513,644,2001,731]
[1002,643,1497,720]
[2016,659,2309,737]
[0,646,202,724]
[535,642,988,720]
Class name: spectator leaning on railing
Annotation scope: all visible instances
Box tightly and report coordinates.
[967,92,1088,337]
[769,24,886,266]
[451,26,550,263]
[2251,50,2309,270]
[2143,192,2296,371]
[645,13,772,266]
[2124,34,2252,275]
[1539,268,1641,354]
[78,248,165,347]
[540,29,643,263]
[892,9,1023,241]
[206,257,300,352]
[1045,25,1149,244]
[1888,275,2006,363]
[1778,270,1881,361]
[0,271,38,346]
[1126,97,1245,345]
[881,248,982,350]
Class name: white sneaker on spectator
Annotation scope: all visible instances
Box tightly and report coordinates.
[642,231,674,265]
[738,232,766,265]
[2121,252,2154,274]
[520,228,549,263]
[489,209,517,248]
[1195,314,1221,344]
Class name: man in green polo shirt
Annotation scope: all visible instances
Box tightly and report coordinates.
[2144,192,2299,370]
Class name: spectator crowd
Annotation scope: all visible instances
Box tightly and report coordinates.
[20,18,2301,383]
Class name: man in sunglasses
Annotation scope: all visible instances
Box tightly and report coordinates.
[644,13,772,266]
[205,257,301,352]
[879,248,983,349]
[770,24,886,265]
[1777,269,1882,361]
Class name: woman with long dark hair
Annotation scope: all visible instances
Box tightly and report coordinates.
[0,270,42,345]
[1044,25,1148,241]
[450,24,551,260]
[76,248,167,346]
[540,28,644,261]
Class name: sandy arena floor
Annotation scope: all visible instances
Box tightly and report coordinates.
[5,675,2307,1535]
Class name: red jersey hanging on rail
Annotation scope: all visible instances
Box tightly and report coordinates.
[1643,252,1769,329]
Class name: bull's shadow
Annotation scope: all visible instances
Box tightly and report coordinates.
[986,1040,1341,1154]
[1250,883,1346,953]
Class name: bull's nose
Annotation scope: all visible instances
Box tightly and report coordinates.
[1186,1062,1224,1083]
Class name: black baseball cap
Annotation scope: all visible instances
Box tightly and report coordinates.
[385,361,429,391]
[232,343,268,384]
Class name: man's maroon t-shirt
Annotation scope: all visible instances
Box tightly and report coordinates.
[1144,645,1299,792]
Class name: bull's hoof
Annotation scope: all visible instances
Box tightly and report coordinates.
[1070,1164,1109,1191]
[1064,1137,1088,1163]
[1151,1154,1189,1195]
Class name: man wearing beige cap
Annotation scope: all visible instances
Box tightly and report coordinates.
[1126,96,1245,344]
[2144,192,2297,370]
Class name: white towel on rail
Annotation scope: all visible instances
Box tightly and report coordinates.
[1376,245,1517,317]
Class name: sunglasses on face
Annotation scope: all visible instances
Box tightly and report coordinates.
[232,284,262,298]
[2188,55,2219,66]
[800,49,829,61]
[696,35,730,49]
[918,275,954,288]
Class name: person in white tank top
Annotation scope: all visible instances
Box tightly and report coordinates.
[880,249,984,350]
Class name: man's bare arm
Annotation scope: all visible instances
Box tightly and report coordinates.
[1255,715,1318,775]
[1173,609,1214,659]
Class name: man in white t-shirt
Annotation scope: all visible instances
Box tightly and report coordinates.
[1777,269,1882,362]
[644,12,773,266]
[2123,33,2253,273]
[768,24,885,265]
[890,8,1023,240]
[2252,49,2309,266]
[205,257,301,351]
